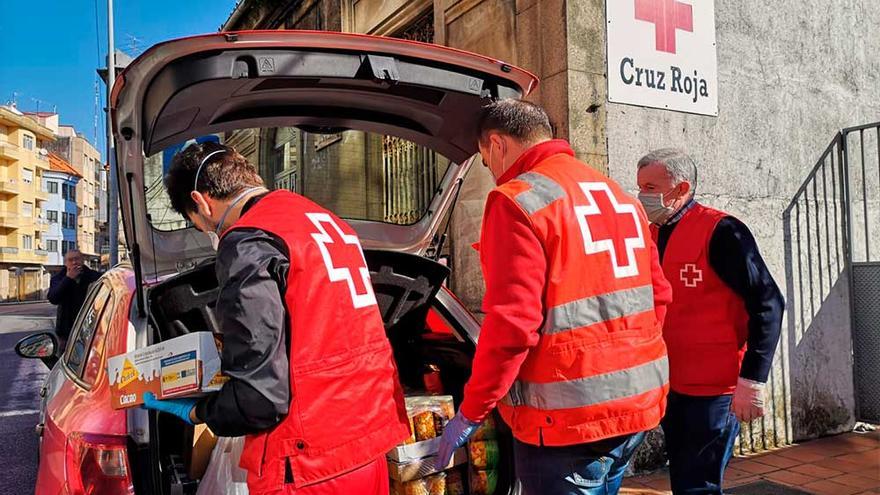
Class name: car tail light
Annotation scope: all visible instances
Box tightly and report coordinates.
[66,432,134,495]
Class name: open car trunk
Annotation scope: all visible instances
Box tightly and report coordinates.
[132,251,518,495]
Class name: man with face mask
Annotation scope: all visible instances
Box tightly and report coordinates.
[436,100,673,495]
[636,148,784,495]
[142,142,409,495]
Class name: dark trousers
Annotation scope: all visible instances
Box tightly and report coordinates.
[661,391,740,495]
[514,432,646,495]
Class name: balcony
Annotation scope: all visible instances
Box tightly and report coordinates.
[35,218,50,232]
[34,249,48,257]
[35,153,50,169]
[0,181,19,195]
[0,215,18,229]
[0,142,21,160]
[34,188,50,202]
[0,247,18,254]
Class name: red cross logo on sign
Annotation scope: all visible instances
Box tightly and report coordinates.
[634,0,694,54]
[306,212,377,309]
[679,263,703,288]
[574,182,646,279]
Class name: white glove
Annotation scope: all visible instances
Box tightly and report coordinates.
[732,377,766,422]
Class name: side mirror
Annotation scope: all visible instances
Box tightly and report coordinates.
[15,332,59,369]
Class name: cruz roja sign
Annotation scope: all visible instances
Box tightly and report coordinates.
[606,0,718,116]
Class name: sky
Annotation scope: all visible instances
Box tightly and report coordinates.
[0,0,238,161]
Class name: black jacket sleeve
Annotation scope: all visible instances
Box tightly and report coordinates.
[47,269,75,305]
[708,217,785,383]
[195,228,291,436]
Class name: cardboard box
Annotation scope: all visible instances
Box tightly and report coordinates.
[388,437,441,463]
[107,332,226,410]
[387,447,467,482]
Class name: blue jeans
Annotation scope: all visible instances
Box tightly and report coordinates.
[661,392,740,495]
[514,432,646,495]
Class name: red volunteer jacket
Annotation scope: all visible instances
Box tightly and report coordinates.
[461,140,673,446]
[653,203,750,396]
[225,190,409,494]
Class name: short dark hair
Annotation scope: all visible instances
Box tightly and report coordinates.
[164,141,264,216]
[477,99,553,145]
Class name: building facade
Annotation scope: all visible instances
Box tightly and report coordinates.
[217,0,880,461]
[43,153,81,268]
[49,125,104,268]
[0,105,54,301]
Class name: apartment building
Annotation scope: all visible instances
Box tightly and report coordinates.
[0,105,54,300]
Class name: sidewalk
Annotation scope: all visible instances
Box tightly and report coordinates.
[622,430,880,495]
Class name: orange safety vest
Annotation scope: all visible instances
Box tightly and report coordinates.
[227,191,409,493]
[493,153,669,446]
[653,203,749,396]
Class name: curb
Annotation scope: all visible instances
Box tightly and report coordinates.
[0,300,49,306]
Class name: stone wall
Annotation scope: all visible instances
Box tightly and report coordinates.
[595,0,880,447]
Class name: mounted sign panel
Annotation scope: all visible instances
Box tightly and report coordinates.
[606,0,718,116]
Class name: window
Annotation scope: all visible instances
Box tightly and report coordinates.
[22,169,33,184]
[64,283,112,384]
[22,235,32,250]
[62,240,76,255]
[62,212,76,230]
[47,181,58,194]
[22,135,34,150]
[21,201,33,218]
[145,127,451,231]
[47,239,58,253]
[47,210,58,223]
[62,183,75,201]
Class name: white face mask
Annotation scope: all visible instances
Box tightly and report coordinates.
[196,186,267,251]
[206,231,220,251]
[638,192,676,225]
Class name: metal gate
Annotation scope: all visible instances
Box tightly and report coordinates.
[851,263,880,422]
[843,124,880,423]
[784,122,880,428]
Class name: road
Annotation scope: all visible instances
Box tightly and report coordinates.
[0,303,54,492]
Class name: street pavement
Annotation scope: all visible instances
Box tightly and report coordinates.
[0,303,54,492]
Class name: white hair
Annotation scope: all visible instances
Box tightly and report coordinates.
[637,148,698,190]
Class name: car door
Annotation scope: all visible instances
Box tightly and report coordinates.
[35,280,126,494]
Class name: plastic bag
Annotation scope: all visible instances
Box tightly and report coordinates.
[196,436,249,495]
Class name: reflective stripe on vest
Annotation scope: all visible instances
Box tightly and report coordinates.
[514,172,566,214]
[543,285,655,335]
[504,355,669,410]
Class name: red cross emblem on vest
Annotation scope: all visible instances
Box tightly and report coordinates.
[634,0,693,54]
[574,182,646,279]
[680,263,703,287]
[306,212,377,309]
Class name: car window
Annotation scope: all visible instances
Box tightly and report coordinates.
[64,283,112,381]
[144,127,451,231]
[80,290,118,386]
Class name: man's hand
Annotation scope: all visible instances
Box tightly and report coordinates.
[66,264,82,280]
[141,392,199,425]
[435,412,481,470]
[732,377,766,422]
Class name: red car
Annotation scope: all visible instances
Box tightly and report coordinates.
[17,31,536,494]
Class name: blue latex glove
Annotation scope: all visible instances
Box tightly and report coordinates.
[435,412,481,470]
[141,392,198,425]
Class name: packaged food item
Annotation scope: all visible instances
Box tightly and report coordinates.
[390,472,446,495]
[470,469,498,495]
[445,469,466,495]
[403,395,455,442]
[404,415,417,445]
[471,416,497,441]
[468,440,500,470]
[413,410,437,441]
[107,332,225,409]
